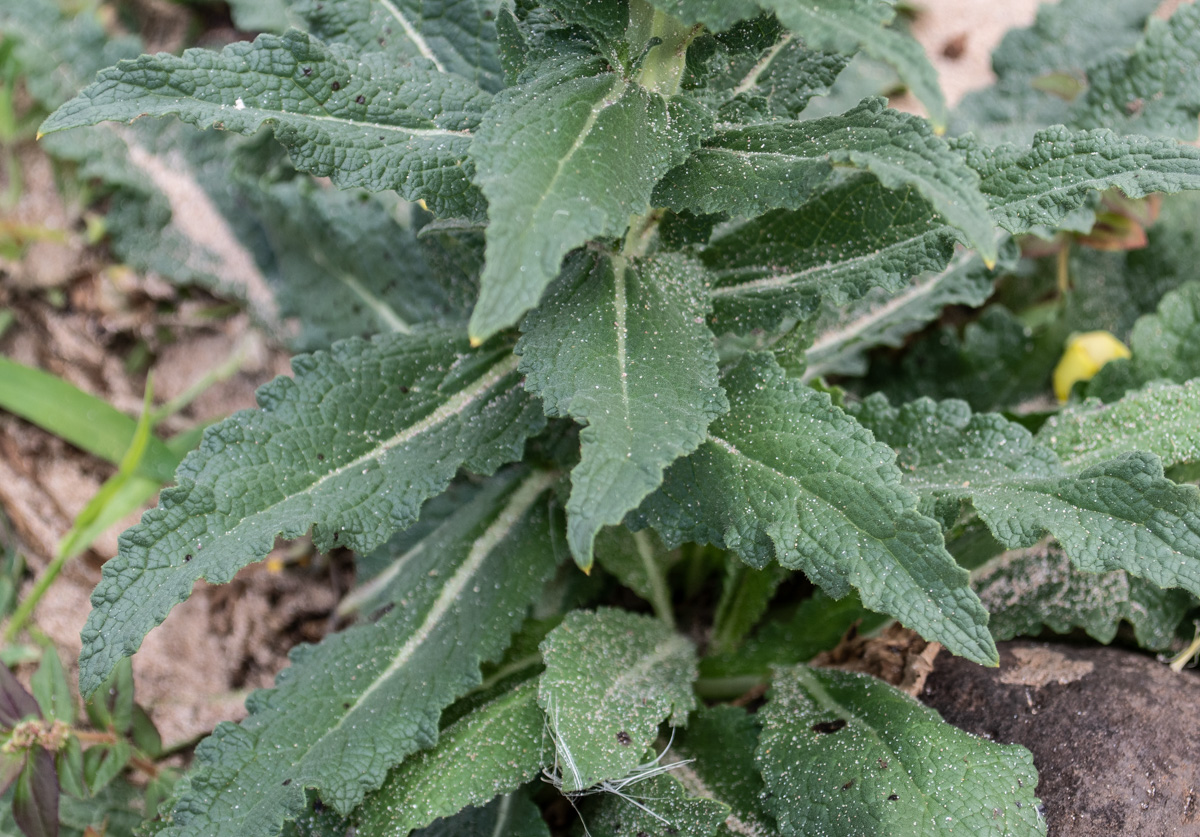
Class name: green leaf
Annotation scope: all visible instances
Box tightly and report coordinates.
[673,705,774,837]
[12,750,58,837]
[29,646,72,726]
[78,332,544,697]
[593,527,677,625]
[1121,280,1200,385]
[964,127,1200,236]
[39,31,492,218]
[709,562,788,656]
[357,678,546,835]
[758,665,1045,837]
[972,541,1192,650]
[542,0,629,46]
[761,0,948,129]
[712,33,851,123]
[1072,4,1200,140]
[294,0,505,93]
[635,353,997,665]
[411,793,549,837]
[802,248,1003,381]
[656,99,995,263]
[580,767,729,837]
[517,251,726,566]
[1039,380,1200,471]
[639,0,759,32]
[467,57,709,340]
[539,608,697,793]
[852,394,1200,603]
[703,175,958,334]
[160,469,561,836]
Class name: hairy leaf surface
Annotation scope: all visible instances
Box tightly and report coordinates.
[161,470,560,836]
[1039,380,1200,471]
[539,608,697,793]
[853,395,1200,600]
[409,793,549,837]
[39,31,491,218]
[674,706,775,837]
[656,99,995,262]
[1072,4,1200,140]
[703,175,958,334]
[712,33,850,123]
[295,0,506,92]
[972,541,1192,650]
[79,332,544,696]
[759,665,1044,836]
[634,353,997,665]
[581,768,729,837]
[468,57,709,340]
[517,251,726,566]
[357,679,546,835]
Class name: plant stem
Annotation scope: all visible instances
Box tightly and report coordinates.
[633,530,676,629]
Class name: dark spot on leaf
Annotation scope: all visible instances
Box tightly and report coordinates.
[331,81,341,91]
[878,759,889,770]
[888,794,899,801]
[356,95,366,104]
[317,453,325,461]
[842,780,854,791]
[184,554,192,562]
[333,532,340,542]
[616,730,632,746]
[666,829,678,836]
[313,800,326,813]
[812,719,847,734]
[369,603,395,622]
[302,67,312,76]
[282,779,291,786]
[378,38,386,46]
[400,386,409,393]
[637,832,649,837]
[343,702,350,709]
[1017,778,1024,788]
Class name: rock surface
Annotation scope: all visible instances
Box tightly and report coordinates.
[921,641,1200,836]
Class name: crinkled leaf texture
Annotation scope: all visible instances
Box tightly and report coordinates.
[467,55,709,340]
[294,0,506,93]
[517,251,727,566]
[357,677,546,835]
[160,469,561,836]
[79,332,544,696]
[39,30,491,218]
[703,175,959,334]
[674,706,775,836]
[972,541,1192,651]
[539,608,697,793]
[759,665,1045,836]
[633,353,998,666]
[853,395,1200,601]
[656,98,996,263]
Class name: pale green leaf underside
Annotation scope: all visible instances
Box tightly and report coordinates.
[39,31,490,218]
[468,57,707,341]
[79,332,544,696]
[634,354,997,666]
[854,395,1200,602]
[539,608,698,793]
[704,175,958,334]
[295,0,506,92]
[162,470,560,836]
[1072,3,1200,140]
[759,665,1045,837]
[1038,380,1200,472]
[357,678,546,835]
[656,98,995,263]
[517,251,727,566]
[972,541,1192,650]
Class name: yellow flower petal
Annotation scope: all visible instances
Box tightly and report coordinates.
[1053,330,1131,402]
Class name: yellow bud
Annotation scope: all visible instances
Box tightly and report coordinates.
[1052,330,1131,402]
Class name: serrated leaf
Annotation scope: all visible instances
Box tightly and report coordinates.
[704,175,958,334]
[539,608,697,793]
[542,0,629,45]
[759,665,1045,837]
[160,469,561,836]
[673,706,775,837]
[972,541,1192,650]
[852,394,1200,603]
[78,333,544,697]
[1121,280,1200,385]
[761,0,948,129]
[635,353,997,665]
[295,0,505,93]
[580,768,729,837]
[964,127,1200,236]
[709,31,850,123]
[1039,380,1200,471]
[357,679,546,835]
[802,247,1003,381]
[468,57,709,340]
[656,98,995,262]
[1072,4,1200,140]
[39,31,491,218]
[517,251,726,566]
[411,793,549,837]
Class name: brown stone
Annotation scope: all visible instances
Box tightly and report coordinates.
[921,641,1200,836]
